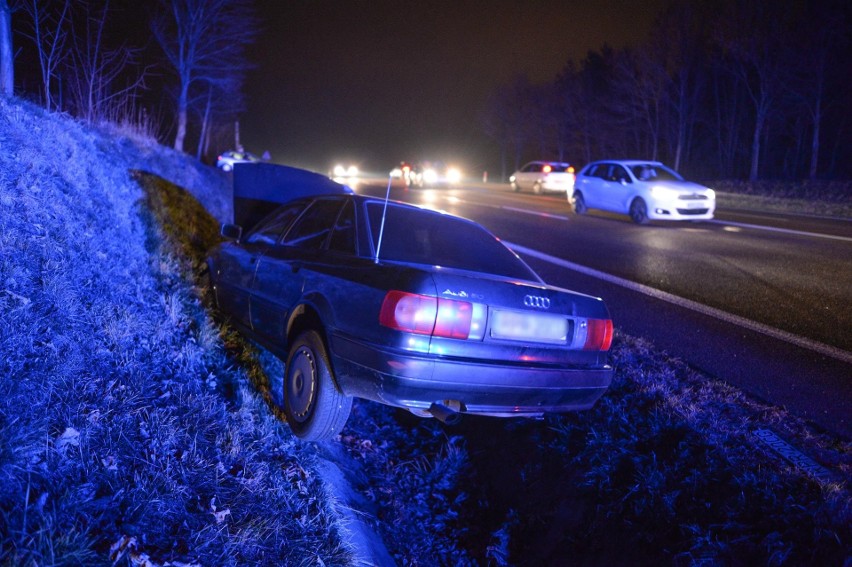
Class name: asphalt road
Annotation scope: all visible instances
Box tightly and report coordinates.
[353,178,852,438]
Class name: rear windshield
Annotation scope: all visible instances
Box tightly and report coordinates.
[367,203,536,280]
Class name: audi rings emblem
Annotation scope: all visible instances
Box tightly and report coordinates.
[523,295,551,309]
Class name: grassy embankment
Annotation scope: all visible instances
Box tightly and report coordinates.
[0,97,354,565]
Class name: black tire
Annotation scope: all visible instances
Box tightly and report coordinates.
[573,191,587,214]
[629,198,649,224]
[533,181,542,194]
[511,180,520,192]
[283,330,352,442]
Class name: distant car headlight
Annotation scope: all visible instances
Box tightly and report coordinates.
[423,168,438,184]
[706,189,716,200]
[447,167,462,183]
[333,164,347,177]
[347,165,359,177]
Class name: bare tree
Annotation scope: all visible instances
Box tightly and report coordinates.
[714,0,791,180]
[65,0,147,123]
[0,0,13,96]
[152,0,256,153]
[19,0,70,111]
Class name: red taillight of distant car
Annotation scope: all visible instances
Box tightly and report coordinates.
[584,319,613,351]
[543,165,552,173]
[380,291,482,339]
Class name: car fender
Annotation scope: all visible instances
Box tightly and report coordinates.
[286,293,333,343]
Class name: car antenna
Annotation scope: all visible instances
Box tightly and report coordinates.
[374,174,393,264]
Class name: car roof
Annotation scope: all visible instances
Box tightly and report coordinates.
[587,159,665,166]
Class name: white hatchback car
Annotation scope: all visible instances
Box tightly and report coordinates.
[572,160,715,224]
[510,161,575,194]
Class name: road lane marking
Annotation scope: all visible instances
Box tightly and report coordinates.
[463,196,850,242]
[506,242,852,365]
[500,205,571,220]
[707,219,852,242]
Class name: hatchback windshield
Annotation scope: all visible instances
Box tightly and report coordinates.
[367,203,535,281]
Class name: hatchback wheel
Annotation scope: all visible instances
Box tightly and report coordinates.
[630,198,649,224]
[284,330,352,442]
[511,181,520,192]
[573,191,587,214]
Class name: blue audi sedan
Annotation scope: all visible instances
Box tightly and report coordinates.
[208,169,613,441]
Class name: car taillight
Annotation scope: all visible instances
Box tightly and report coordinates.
[543,164,552,173]
[567,166,575,174]
[380,291,486,340]
[581,319,613,351]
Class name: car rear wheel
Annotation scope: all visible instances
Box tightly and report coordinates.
[630,198,648,224]
[573,191,587,214]
[511,180,520,192]
[533,181,542,194]
[283,330,352,442]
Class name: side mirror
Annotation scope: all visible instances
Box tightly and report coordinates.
[221,223,243,242]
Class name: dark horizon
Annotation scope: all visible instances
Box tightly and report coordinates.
[241,0,667,175]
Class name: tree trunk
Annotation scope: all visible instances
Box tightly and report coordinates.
[0,0,13,96]
[174,80,189,152]
[809,97,821,180]
[196,86,212,160]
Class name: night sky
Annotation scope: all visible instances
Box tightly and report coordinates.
[242,0,667,175]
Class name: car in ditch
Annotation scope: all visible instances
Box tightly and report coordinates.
[207,164,614,441]
[572,160,716,223]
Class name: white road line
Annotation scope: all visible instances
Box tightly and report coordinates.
[707,219,852,242]
[507,242,852,365]
[500,205,571,221]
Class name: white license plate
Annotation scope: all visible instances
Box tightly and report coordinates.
[490,309,568,343]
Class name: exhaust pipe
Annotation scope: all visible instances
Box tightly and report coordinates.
[428,402,462,425]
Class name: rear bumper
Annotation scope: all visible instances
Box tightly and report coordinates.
[329,333,612,416]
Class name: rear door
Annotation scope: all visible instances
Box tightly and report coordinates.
[516,162,540,191]
[577,163,605,209]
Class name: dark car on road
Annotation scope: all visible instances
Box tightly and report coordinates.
[208,176,614,441]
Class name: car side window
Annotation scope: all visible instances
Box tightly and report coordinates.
[245,203,304,245]
[328,200,356,255]
[281,198,344,249]
[524,163,537,173]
